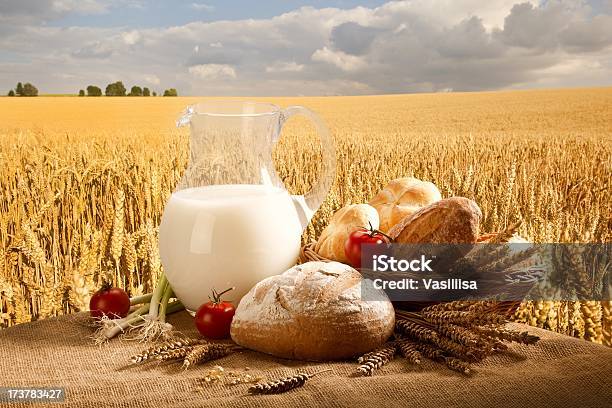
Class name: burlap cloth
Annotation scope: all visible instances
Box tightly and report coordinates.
[1,311,611,408]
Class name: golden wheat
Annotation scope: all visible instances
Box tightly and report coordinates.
[0,88,610,345]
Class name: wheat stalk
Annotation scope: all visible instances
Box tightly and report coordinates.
[110,190,125,272]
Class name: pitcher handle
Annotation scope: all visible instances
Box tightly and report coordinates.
[279,106,336,230]
[176,105,194,127]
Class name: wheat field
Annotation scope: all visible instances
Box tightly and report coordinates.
[0,88,610,344]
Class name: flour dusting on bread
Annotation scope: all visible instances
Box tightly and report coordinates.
[230,261,395,361]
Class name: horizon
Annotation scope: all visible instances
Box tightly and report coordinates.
[8,85,612,98]
[2,1,612,96]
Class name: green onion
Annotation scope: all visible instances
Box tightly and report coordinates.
[96,272,184,342]
[129,293,153,305]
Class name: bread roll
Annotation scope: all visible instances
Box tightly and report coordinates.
[388,197,482,268]
[230,261,395,361]
[369,177,441,232]
[315,204,379,263]
[389,197,482,244]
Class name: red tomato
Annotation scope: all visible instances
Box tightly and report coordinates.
[344,225,391,268]
[195,287,236,339]
[90,285,130,319]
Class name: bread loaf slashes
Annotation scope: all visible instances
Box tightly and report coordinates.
[389,197,482,244]
[230,261,395,361]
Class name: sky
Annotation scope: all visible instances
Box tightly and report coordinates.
[1,0,612,95]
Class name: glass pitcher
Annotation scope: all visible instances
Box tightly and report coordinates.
[159,101,335,312]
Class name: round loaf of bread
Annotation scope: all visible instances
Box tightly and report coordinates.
[369,177,441,232]
[230,261,395,361]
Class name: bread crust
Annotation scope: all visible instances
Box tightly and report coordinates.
[369,177,441,232]
[230,261,395,361]
[388,196,482,244]
[314,204,379,263]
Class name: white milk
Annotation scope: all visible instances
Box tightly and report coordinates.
[159,184,302,312]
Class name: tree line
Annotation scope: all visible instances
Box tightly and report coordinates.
[6,81,178,97]
[79,81,178,97]
[6,82,38,96]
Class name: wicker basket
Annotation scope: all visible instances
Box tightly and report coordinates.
[298,228,528,317]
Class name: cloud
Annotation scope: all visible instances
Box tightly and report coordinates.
[0,1,611,95]
[143,74,161,85]
[498,2,570,50]
[496,1,612,53]
[191,3,214,12]
[312,47,366,72]
[265,61,305,73]
[438,16,503,58]
[72,41,114,59]
[330,22,379,55]
[189,64,237,80]
[0,0,109,16]
[0,0,138,23]
[51,0,110,14]
[121,30,141,45]
[559,14,612,52]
